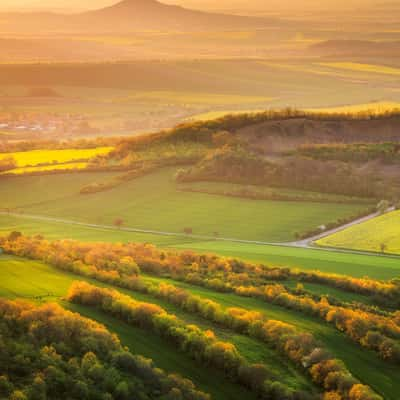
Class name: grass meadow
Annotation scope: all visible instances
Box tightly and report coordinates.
[2,211,400,281]
[0,169,368,242]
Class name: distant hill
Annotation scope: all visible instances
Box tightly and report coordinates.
[308,40,400,57]
[0,0,278,32]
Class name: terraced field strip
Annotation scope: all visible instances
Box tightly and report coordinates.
[140,274,399,400]
[0,255,308,399]
[0,253,396,399]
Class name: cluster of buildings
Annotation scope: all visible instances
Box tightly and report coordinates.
[0,114,98,138]
[0,121,57,133]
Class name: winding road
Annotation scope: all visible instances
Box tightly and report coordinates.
[1,207,398,259]
[288,206,395,248]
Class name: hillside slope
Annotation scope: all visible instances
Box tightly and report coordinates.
[0,0,276,32]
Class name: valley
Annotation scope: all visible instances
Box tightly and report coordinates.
[0,1,399,400]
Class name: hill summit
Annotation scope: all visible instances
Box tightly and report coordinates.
[80,0,275,30]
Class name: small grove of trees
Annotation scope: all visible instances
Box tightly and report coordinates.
[0,298,210,400]
[175,146,389,200]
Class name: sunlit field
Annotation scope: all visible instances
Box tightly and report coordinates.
[6,162,89,174]
[0,147,113,167]
[0,147,113,174]
[306,101,400,114]
[187,109,267,121]
[317,210,400,255]
[0,252,398,400]
[318,62,400,76]
[2,59,400,139]
[0,169,369,242]
[2,212,400,281]
[1,2,400,400]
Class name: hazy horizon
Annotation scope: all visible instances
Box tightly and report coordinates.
[0,0,381,14]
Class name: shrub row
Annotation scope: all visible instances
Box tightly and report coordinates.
[110,278,384,400]
[2,234,399,364]
[67,281,309,400]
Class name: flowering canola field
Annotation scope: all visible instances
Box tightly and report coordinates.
[317,210,400,254]
[0,147,113,168]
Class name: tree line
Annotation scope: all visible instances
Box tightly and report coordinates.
[175,145,393,200]
[2,234,399,364]
[2,232,396,306]
[296,143,400,164]
[86,277,384,400]
[67,281,310,400]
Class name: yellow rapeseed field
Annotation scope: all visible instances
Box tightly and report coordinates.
[317,62,400,76]
[316,210,400,254]
[187,109,267,121]
[0,147,113,168]
[6,162,88,175]
[306,101,400,115]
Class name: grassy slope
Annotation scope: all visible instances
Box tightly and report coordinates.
[0,255,312,397]
[180,181,371,204]
[0,170,367,242]
[1,213,400,281]
[0,254,397,399]
[317,210,400,255]
[176,240,400,280]
[141,275,399,400]
[67,304,255,400]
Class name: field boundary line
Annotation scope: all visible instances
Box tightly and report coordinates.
[2,210,400,260]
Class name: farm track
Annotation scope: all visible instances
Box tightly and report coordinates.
[2,210,399,260]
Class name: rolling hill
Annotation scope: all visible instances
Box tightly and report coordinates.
[0,0,278,32]
[308,40,400,57]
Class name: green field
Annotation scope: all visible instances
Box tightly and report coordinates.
[0,254,398,400]
[181,180,372,204]
[317,210,400,255]
[0,255,311,399]
[1,212,400,280]
[0,169,368,242]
